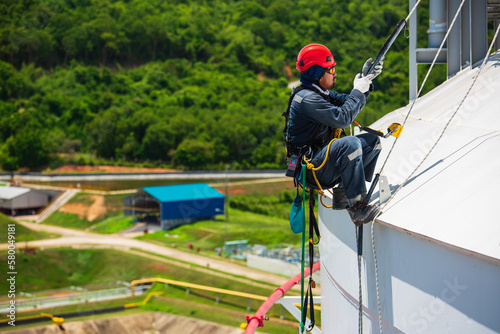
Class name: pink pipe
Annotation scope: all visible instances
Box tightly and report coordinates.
[245,261,321,333]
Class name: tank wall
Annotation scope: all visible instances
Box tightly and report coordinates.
[319,206,500,333]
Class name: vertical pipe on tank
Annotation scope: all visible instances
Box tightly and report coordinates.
[409,0,418,102]
[428,0,448,47]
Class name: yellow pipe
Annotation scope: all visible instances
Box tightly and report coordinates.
[130,277,268,301]
[1,293,168,327]
[1,280,271,326]
[40,313,65,326]
[124,291,164,308]
[141,291,163,305]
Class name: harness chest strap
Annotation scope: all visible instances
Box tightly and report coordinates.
[283,86,343,157]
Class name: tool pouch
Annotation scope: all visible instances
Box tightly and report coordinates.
[285,154,302,178]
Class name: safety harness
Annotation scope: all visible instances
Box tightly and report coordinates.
[282,85,344,189]
[283,85,345,156]
[283,86,347,217]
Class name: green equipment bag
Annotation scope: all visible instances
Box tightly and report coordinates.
[289,189,304,234]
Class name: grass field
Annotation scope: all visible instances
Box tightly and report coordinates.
[0,247,279,294]
[214,178,296,196]
[137,207,301,255]
[2,291,306,334]
[43,192,133,233]
[0,213,59,242]
[41,183,302,250]
[1,179,320,333]
[88,215,134,234]
[0,247,315,333]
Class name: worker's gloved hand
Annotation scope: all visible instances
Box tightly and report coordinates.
[362,58,384,79]
[353,73,372,93]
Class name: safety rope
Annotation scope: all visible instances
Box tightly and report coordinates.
[367,3,500,334]
[300,163,307,333]
[296,128,343,332]
[377,0,465,178]
[356,227,363,334]
[298,172,322,333]
[370,214,382,333]
[302,191,319,332]
[405,0,422,22]
[345,6,425,334]
[380,6,499,212]
[303,129,342,208]
[358,1,424,332]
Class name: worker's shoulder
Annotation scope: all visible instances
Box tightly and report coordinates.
[292,88,322,104]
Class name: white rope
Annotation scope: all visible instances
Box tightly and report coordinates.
[380,17,499,212]
[357,1,425,333]
[377,0,466,176]
[405,0,422,22]
[369,3,500,334]
[371,221,383,334]
[371,0,468,334]
[356,228,363,334]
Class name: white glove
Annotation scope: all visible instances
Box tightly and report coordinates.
[353,73,372,93]
[362,58,384,80]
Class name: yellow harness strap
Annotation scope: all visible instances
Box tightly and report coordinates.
[303,128,342,208]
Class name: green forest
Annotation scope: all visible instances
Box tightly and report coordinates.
[0,0,443,171]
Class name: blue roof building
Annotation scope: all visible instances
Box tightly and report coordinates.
[124,183,225,230]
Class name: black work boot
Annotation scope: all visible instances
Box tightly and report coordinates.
[346,201,381,226]
[331,186,349,210]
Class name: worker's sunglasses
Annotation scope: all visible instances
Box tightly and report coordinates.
[325,66,336,75]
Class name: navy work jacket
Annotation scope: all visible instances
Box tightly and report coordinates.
[287,85,370,150]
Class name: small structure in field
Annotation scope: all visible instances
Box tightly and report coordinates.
[0,186,53,216]
[124,183,224,230]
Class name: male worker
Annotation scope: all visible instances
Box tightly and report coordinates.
[286,44,383,225]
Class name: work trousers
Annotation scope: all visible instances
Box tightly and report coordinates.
[306,133,381,199]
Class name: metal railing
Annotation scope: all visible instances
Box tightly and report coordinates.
[0,282,149,312]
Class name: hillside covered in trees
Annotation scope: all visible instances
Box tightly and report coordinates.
[0,0,440,171]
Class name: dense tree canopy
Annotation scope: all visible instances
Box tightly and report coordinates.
[0,0,444,171]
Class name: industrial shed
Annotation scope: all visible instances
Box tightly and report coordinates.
[124,183,224,230]
[0,186,52,216]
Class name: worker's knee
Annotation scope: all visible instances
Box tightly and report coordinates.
[370,135,381,149]
[341,136,362,149]
[341,137,363,160]
[358,133,381,150]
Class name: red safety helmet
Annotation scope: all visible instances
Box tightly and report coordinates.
[296,44,336,72]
